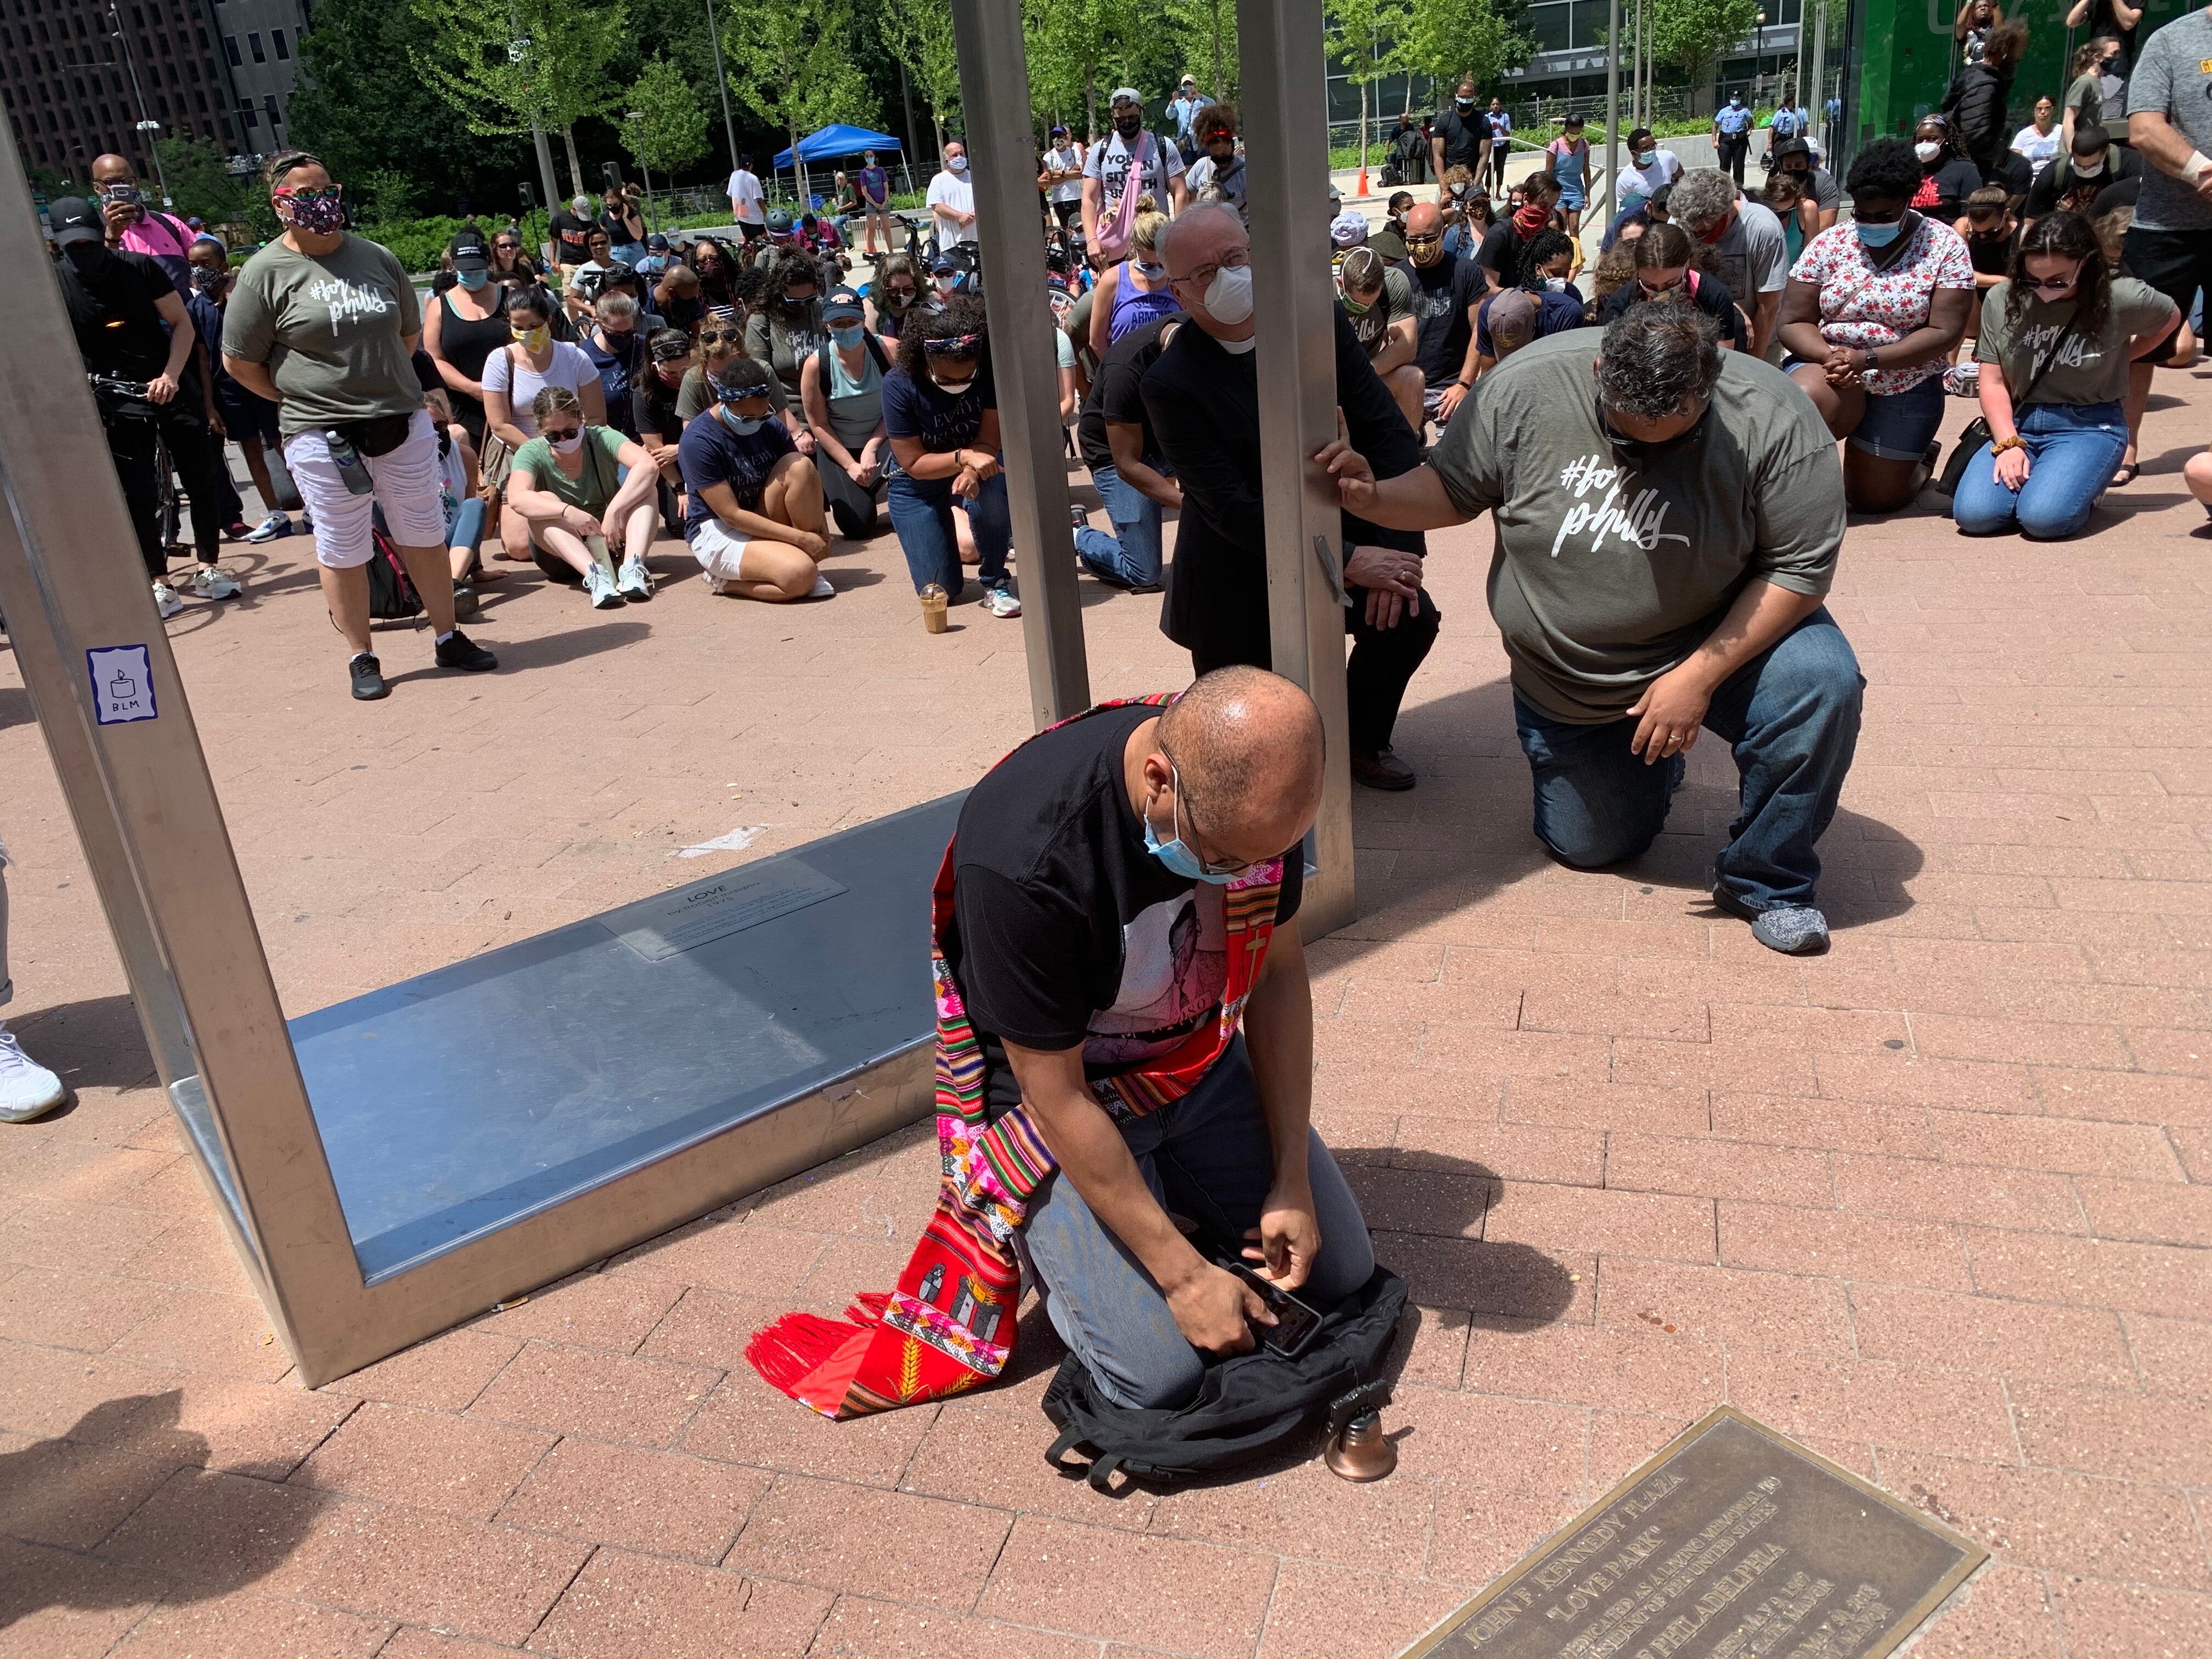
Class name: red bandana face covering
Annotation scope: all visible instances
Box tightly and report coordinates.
[746,695,1284,1417]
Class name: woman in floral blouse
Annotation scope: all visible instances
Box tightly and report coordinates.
[1777,137,1975,512]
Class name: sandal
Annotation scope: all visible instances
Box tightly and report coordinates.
[2112,462,2141,487]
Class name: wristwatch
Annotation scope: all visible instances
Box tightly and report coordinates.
[1862,348,1878,374]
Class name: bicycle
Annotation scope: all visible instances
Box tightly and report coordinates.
[87,373,184,562]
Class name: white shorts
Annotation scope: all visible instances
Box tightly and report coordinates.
[283,408,449,569]
[687,517,754,580]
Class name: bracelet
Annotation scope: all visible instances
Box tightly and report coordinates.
[1990,436,2025,454]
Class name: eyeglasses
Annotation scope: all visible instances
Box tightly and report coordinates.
[1402,234,1443,250]
[494,240,519,250]
[276,185,342,202]
[1170,250,1250,292]
[541,425,582,442]
[2023,263,2084,293]
[699,329,742,345]
[1160,751,1251,877]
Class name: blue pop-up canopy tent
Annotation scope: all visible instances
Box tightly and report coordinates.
[772,124,917,205]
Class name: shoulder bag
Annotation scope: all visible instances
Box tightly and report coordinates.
[1934,308,2076,496]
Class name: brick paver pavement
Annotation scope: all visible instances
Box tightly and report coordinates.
[2,370,2209,1658]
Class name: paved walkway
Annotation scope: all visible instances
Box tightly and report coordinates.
[2,363,2210,1658]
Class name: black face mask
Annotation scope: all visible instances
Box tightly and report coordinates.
[62,240,108,273]
[1115,113,1143,139]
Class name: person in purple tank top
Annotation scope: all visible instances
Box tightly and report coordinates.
[1088,211,1182,359]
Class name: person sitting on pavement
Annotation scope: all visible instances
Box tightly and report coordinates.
[1146,202,1438,792]
[1667,169,1791,359]
[676,354,834,603]
[2023,122,2141,227]
[1090,209,1182,357]
[867,253,924,340]
[1399,201,1485,433]
[1778,137,1974,512]
[1770,137,1843,233]
[1597,222,1748,350]
[1314,303,1862,955]
[501,384,660,608]
[799,287,892,540]
[634,328,695,534]
[881,295,1020,618]
[1472,230,1588,377]
[1338,246,1423,430]
[747,667,1374,1417]
[581,291,651,441]
[481,285,609,565]
[1952,210,2176,540]
[1074,312,1181,592]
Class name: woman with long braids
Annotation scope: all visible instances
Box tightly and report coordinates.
[1951,210,2175,540]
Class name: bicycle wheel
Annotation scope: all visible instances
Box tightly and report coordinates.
[153,429,182,560]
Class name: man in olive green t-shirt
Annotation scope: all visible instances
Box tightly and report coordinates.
[1314,305,1863,956]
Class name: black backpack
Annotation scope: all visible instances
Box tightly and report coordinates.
[365,526,424,622]
[1042,1264,1407,1491]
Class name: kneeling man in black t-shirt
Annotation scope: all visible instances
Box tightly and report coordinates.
[941,667,1375,1409]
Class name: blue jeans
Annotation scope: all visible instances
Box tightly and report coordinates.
[1074,460,1167,588]
[1017,1036,1374,1410]
[886,467,1011,599]
[1512,609,1864,912]
[1951,400,2128,541]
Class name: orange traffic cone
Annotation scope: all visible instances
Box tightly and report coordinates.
[1357,165,1369,196]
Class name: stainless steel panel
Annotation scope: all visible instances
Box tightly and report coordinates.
[949,0,1092,729]
[1237,0,1356,936]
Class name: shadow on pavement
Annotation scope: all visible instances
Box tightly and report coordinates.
[0,1393,337,1626]
[9,993,158,1094]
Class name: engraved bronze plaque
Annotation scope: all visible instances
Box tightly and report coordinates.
[1400,1407,1988,1659]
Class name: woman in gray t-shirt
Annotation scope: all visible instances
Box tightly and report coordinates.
[1953,210,2176,541]
[221,151,495,698]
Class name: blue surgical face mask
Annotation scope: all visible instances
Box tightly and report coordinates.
[1855,218,1903,247]
[1139,764,1239,885]
[1135,259,1167,280]
[457,268,489,290]
[830,321,865,347]
[727,413,766,435]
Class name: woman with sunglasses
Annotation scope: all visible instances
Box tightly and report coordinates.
[502,385,661,607]
[488,228,539,283]
[481,286,608,566]
[686,237,737,314]
[882,296,1019,618]
[676,356,834,603]
[673,313,804,448]
[866,253,924,341]
[221,151,496,699]
[1951,211,2175,540]
[1776,137,1973,512]
[1597,223,1746,351]
[422,228,509,450]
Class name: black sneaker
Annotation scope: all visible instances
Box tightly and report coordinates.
[348,652,388,701]
[434,629,498,673]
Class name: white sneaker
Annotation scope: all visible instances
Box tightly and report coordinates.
[980,585,1022,619]
[584,564,625,610]
[243,511,291,544]
[0,1022,66,1124]
[151,581,184,619]
[700,569,732,596]
[616,558,653,602]
[191,566,241,600]
[808,574,835,599]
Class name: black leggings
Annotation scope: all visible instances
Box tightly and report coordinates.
[1192,584,1442,756]
[103,407,231,578]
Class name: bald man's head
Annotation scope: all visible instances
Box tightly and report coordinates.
[91,154,134,184]
[1149,668,1323,865]
[1403,202,1444,267]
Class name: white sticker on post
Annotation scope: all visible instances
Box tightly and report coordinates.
[87,645,158,726]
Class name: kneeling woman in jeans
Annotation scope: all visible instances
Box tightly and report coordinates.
[675,356,834,603]
[882,296,1020,619]
[1777,137,1973,513]
[1953,212,2177,541]
[500,385,662,608]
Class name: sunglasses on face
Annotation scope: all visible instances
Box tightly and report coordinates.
[1403,234,1443,250]
[278,185,342,202]
[2023,264,2084,293]
[542,425,581,442]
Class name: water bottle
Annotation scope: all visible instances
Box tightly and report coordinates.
[324,429,374,496]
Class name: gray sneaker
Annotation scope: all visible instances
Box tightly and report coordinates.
[1713,885,1829,955]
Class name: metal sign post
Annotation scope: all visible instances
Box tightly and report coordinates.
[1238,0,1356,936]
[947,0,1091,729]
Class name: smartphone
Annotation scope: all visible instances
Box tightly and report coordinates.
[1221,1260,1323,1358]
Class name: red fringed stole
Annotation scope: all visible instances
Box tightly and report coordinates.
[747,696,1283,1419]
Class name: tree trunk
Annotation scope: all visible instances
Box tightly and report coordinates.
[1358,77,1369,174]
[1210,0,1225,100]
[561,125,585,203]
[792,119,810,210]
[1084,62,1097,144]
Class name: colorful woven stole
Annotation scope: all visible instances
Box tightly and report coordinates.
[746,696,1284,1418]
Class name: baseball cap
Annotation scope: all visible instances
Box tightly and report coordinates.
[646,232,670,251]
[47,196,103,246]
[929,250,958,274]
[448,229,490,271]
[1329,210,1369,249]
[823,286,865,321]
[1110,86,1142,106]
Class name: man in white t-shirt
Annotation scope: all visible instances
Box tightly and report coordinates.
[1081,87,1189,259]
[1040,127,1086,232]
[928,140,978,249]
[727,156,766,243]
[1619,126,1684,205]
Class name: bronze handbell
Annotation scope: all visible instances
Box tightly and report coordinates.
[1323,1384,1397,1481]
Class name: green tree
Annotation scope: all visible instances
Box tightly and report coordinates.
[624,55,709,178]
[408,0,630,201]
[883,0,961,157]
[151,136,270,236]
[720,3,874,204]
[1404,0,1532,98]
[1163,0,1237,104]
[1649,0,1762,95]
[1327,0,1412,176]
[294,0,529,217]
[1024,0,1145,142]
